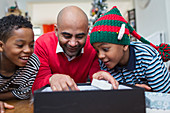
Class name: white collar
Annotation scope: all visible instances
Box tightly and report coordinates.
[56,42,64,53]
[56,42,84,61]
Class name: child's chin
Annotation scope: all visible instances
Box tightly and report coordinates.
[17,63,27,67]
[107,66,113,70]
[106,64,115,70]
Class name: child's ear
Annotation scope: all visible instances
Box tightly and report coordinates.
[0,41,4,52]
[123,45,129,51]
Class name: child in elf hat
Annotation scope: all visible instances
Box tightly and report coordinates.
[90,6,170,93]
[0,15,40,112]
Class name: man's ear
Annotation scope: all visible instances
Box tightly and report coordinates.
[123,45,129,51]
[87,26,90,35]
[54,24,58,32]
[0,41,4,52]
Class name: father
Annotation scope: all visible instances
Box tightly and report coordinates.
[32,6,103,92]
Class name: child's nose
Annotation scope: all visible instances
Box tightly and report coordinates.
[98,52,105,59]
[23,46,33,53]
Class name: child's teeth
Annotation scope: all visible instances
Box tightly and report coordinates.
[22,57,29,60]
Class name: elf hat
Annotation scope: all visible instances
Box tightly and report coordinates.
[90,6,170,62]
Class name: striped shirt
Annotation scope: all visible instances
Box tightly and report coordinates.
[100,42,170,93]
[0,53,40,99]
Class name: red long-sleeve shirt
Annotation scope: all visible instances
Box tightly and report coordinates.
[32,31,100,92]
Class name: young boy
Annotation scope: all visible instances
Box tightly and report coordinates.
[0,15,40,112]
[90,6,170,93]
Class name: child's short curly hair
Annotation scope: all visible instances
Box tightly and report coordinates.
[0,14,33,43]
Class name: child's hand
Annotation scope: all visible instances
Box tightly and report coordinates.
[0,101,14,113]
[135,84,151,91]
[92,71,119,89]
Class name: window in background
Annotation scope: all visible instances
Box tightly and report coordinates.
[33,27,42,41]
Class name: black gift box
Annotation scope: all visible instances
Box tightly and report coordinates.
[34,83,145,113]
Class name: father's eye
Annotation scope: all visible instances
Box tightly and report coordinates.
[76,35,84,39]
[63,35,71,39]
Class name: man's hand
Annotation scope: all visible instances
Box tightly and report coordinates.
[92,71,119,89]
[49,74,79,91]
[0,101,14,113]
[135,84,151,91]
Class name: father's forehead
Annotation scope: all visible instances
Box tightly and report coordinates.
[57,6,88,25]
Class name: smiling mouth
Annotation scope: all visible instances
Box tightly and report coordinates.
[67,47,78,52]
[103,61,110,65]
[20,56,29,60]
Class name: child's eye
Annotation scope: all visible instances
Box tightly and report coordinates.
[95,49,99,54]
[103,48,109,52]
[30,44,34,48]
[17,44,23,48]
